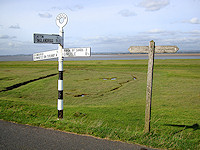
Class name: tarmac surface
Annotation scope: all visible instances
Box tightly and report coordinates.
[0,120,157,150]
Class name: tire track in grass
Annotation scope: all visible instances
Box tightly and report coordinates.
[66,75,137,97]
[0,73,58,92]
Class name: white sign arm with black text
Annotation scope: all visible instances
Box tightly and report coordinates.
[33,47,91,61]
[33,50,58,61]
[63,47,91,57]
[34,33,62,44]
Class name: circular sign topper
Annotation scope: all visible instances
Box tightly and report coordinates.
[56,13,68,28]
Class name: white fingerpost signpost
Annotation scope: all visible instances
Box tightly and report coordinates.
[56,13,67,119]
[33,13,91,119]
[129,40,179,133]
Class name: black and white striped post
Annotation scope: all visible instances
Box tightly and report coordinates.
[33,13,91,119]
[56,13,68,119]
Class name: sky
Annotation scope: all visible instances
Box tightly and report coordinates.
[0,0,200,55]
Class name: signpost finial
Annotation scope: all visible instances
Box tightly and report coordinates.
[56,13,68,28]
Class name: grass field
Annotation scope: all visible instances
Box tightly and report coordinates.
[0,59,200,149]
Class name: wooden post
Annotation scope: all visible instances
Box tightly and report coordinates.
[128,41,178,132]
[144,40,155,133]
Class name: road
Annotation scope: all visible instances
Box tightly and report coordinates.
[0,120,156,150]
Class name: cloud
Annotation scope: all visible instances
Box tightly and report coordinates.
[189,30,200,34]
[145,29,200,37]
[164,37,200,46]
[38,12,52,18]
[183,30,200,36]
[83,36,129,45]
[142,29,177,36]
[72,5,83,11]
[118,9,137,17]
[183,17,200,24]
[8,42,16,47]
[66,5,84,11]
[9,24,20,29]
[190,18,200,24]
[139,0,170,11]
[146,29,166,34]
[0,35,16,39]
[50,4,83,11]
[51,6,63,10]
[79,35,158,52]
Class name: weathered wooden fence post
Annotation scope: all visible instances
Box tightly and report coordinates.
[144,40,155,133]
[128,41,179,132]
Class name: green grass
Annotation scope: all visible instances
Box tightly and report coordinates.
[0,59,200,149]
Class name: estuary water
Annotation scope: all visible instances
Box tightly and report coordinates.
[0,54,200,61]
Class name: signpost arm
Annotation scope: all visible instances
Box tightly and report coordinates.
[57,27,64,119]
[144,40,155,133]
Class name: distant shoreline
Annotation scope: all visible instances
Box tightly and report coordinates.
[1,52,200,57]
[0,53,200,61]
[116,53,200,56]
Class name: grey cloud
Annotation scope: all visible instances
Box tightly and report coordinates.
[164,37,200,46]
[83,36,129,45]
[38,12,52,18]
[182,30,200,36]
[144,29,200,37]
[67,5,84,11]
[63,28,200,52]
[139,0,170,11]
[118,9,137,17]
[81,35,158,51]
[0,35,16,39]
[50,4,83,11]
[51,6,63,10]
[188,30,200,34]
[9,24,20,29]
[73,5,83,10]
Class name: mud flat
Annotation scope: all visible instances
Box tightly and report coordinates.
[0,53,200,61]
